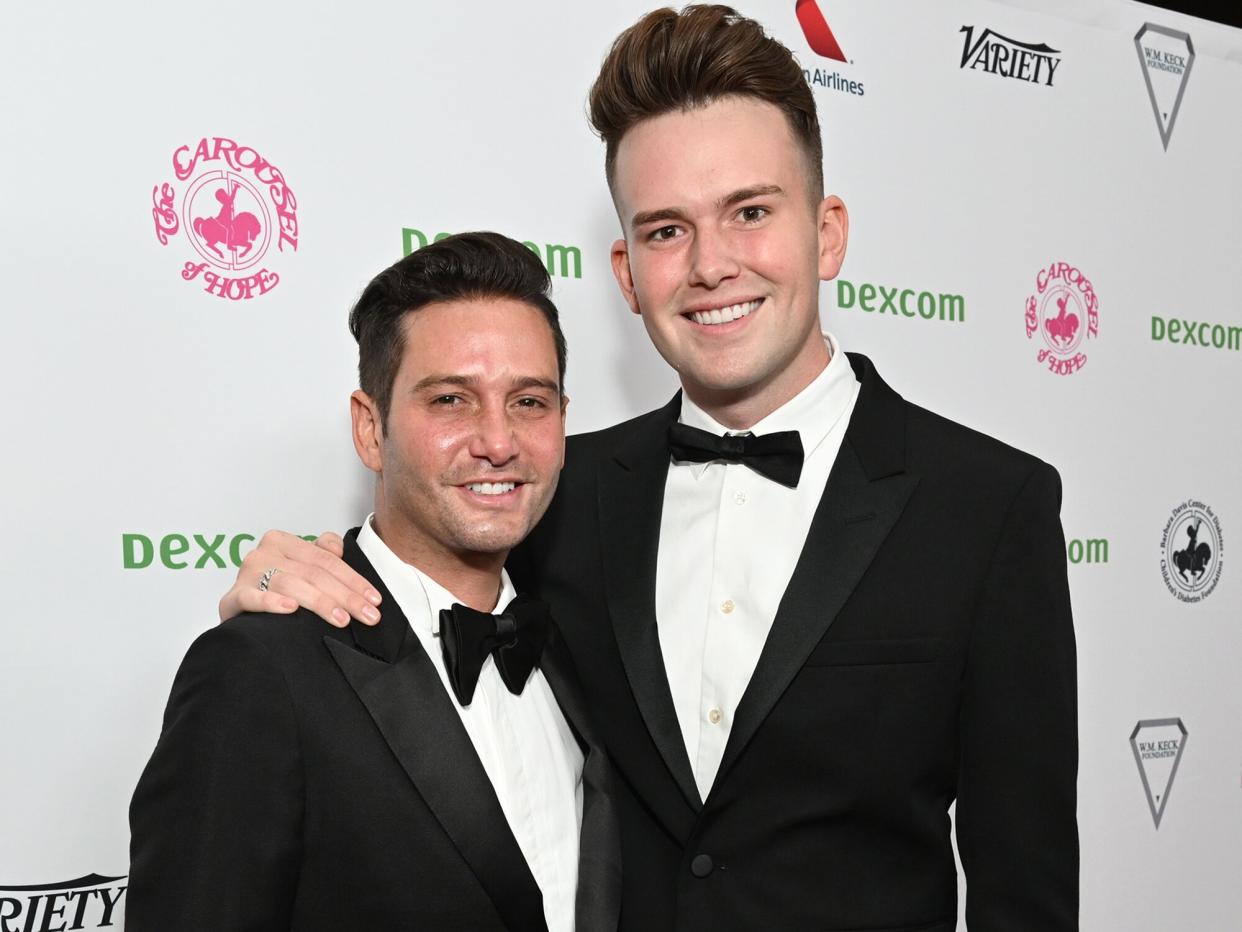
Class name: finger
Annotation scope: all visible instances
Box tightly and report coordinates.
[279,534,382,607]
[263,569,355,628]
[220,586,299,621]
[234,531,382,623]
[242,533,380,607]
[267,557,381,625]
[234,530,310,587]
[313,531,345,557]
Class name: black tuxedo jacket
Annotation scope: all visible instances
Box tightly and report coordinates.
[129,535,620,931]
[509,354,1077,932]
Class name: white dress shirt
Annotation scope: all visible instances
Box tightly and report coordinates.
[357,517,583,932]
[655,333,860,800]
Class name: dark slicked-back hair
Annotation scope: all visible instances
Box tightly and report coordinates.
[348,231,567,427]
[588,4,823,201]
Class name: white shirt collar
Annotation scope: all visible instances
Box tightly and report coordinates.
[676,331,857,477]
[355,514,517,637]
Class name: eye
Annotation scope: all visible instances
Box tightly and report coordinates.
[648,224,682,242]
[515,396,550,410]
[430,394,462,406]
[738,205,768,223]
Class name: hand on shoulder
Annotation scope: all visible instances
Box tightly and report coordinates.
[218,530,382,627]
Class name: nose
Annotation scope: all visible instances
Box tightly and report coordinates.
[467,403,519,466]
[688,226,739,289]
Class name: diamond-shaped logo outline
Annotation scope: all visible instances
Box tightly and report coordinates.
[1129,717,1188,829]
[1134,23,1195,151]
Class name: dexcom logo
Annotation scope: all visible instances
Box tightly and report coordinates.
[834,278,965,324]
[121,532,318,569]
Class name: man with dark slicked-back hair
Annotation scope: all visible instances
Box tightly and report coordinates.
[220,8,1078,931]
[130,233,620,932]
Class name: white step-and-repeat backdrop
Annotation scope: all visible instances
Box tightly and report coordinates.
[2,0,1239,927]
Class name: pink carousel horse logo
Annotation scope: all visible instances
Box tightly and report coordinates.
[1023,260,1099,376]
[193,184,263,262]
[150,136,299,301]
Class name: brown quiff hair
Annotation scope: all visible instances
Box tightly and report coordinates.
[588,4,823,202]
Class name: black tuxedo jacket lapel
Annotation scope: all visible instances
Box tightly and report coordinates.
[713,354,920,788]
[539,628,622,932]
[596,393,704,815]
[324,533,548,932]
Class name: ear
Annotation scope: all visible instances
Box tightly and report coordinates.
[816,195,849,282]
[558,394,570,467]
[610,238,642,316]
[351,390,384,473]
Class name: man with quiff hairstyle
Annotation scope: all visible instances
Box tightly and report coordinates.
[221,6,1078,930]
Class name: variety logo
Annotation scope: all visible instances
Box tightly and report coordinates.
[1159,501,1223,602]
[959,26,1061,86]
[1135,24,1194,150]
[151,137,299,301]
[0,874,126,930]
[794,0,864,97]
[1130,719,1188,829]
[1024,261,1099,375]
[835,278,965,324]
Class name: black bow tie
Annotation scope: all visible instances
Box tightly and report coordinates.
[439,595,551,706]
[668,422,805,488]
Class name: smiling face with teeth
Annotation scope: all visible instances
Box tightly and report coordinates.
[350,296,567,587]
[609,96,849,429]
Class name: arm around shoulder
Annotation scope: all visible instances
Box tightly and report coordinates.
[128,622,304,931]
[956,462,1079,930]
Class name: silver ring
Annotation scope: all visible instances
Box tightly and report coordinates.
[258,568,279,592]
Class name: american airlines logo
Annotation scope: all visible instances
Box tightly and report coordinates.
[795,0,846,61]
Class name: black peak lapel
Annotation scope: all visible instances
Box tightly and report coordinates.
[713,360,920,788]
[540,629,622,932]
[539,625,601,756]
[598,394,704,813]
[844,353,908,480]
[328,531,547,932]
[338,529,408,664]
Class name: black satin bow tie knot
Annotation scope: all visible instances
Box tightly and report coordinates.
[439,595,551,706]
[668,422,805,488]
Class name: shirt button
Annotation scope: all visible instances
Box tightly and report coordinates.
[734,490,747,505]
[691,853,715,877]
[708,708,722,725]
[720,599,735,614]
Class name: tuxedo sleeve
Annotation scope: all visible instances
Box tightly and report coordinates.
[128,623,304,931]
[956,462,1079,930]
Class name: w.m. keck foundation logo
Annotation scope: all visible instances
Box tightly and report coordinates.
[1130,719,1187,829]
[1135,24,1194,150]
[151,136,299,300]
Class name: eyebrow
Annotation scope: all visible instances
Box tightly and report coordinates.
[629,184,786,231]
[412,374,560,394]
[719,184,784,208]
